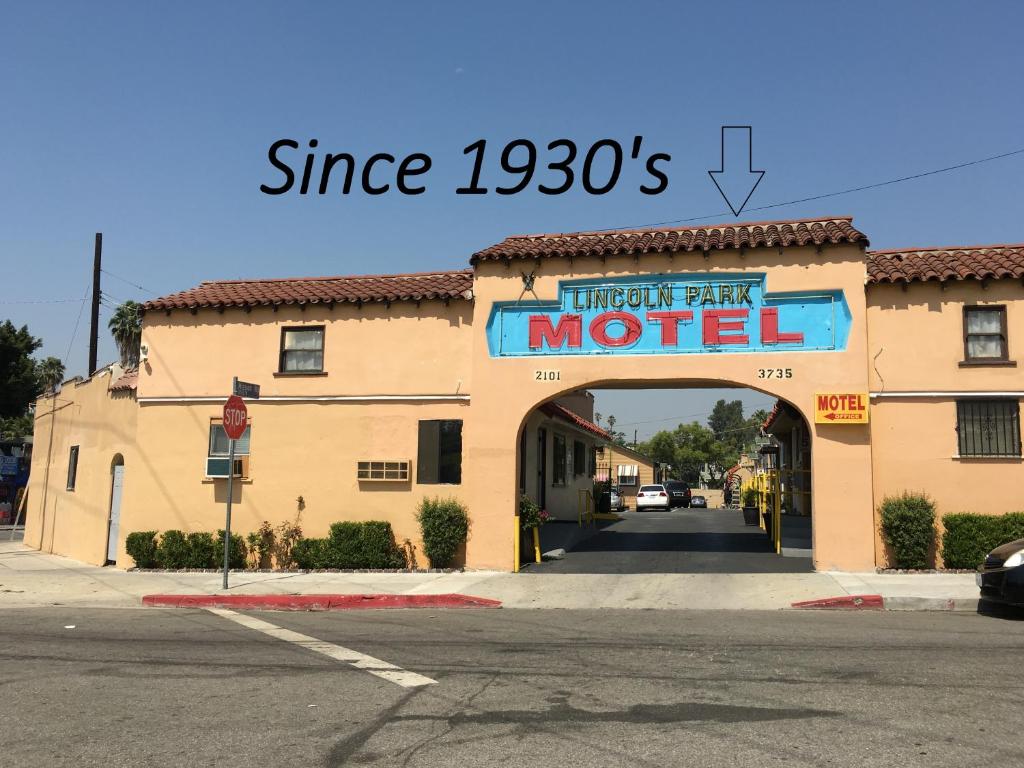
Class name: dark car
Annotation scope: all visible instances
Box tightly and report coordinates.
[977,538,1024,606]
[663,481,691,508]
[598,487,625,513]
[690,495,708,509]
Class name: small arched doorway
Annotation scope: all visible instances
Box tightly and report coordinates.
[105,454,125,564]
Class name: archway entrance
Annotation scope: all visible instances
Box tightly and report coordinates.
[514,385,814,574]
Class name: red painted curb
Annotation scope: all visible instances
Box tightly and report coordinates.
[791,594,884,610]
[141,593,502,610]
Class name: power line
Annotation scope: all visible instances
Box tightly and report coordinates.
[100,268,155,295]
[0,297,91,305]
[62,281,91,366]
[609,146,1024,231]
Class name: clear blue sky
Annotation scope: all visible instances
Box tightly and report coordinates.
[3,1,1022,434]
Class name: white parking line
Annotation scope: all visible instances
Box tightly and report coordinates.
[207,608,437,688]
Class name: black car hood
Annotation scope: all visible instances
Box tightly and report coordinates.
[990,539,1024,558]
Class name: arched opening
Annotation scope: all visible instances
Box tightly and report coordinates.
[105,454,125,565]
[514,381,814,574]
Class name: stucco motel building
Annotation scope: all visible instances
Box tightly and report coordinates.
[25,217,1024,572]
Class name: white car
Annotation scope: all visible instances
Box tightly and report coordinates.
[636,484,670,511]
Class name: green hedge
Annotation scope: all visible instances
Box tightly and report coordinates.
[417,497,469,568]
[327,521,406,569]
[942,512,1024,569]
[156,530,190,569]
[291,523,405,569]
[125,531,159,568]
[128,521,406,570]
[879,492,936,569]
[184,532,218,568]
[215,530,247,570]
[292,538,332,569]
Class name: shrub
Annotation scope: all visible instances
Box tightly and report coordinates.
[741,487,758,508]
[879,492,936,569]
[125,531,159,568]
[156,530,189,569]
[518,495,548,530]
[273,520,303,569]
[417,497,470,569]
[328,521,406,569]
[292,537,332,569]
[247,521,276,569]
[214,530,247,570]
[942,512,1024,569]
[185,532,218,568]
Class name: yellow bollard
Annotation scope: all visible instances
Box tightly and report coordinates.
[773,470,782,554]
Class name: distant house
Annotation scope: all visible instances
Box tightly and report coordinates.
[595,442,656,510]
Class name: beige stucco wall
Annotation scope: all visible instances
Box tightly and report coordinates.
[138,300,472,399]
[467,243,877,571]
[866,280,1023,567]
[25,367,137,565]
[867,280,1022,392]
[122,399,469,569]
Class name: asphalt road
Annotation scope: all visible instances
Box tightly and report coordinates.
[3,607,1023,767]
[541,506,813,573]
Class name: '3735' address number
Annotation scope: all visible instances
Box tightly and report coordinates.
[757,368,793,379]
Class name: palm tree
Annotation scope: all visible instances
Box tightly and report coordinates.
[36,356,65,394]
[108,300,142,368]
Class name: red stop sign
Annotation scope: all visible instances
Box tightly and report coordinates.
[222,395,248,440]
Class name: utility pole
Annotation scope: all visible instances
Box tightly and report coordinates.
[88,233,102,375]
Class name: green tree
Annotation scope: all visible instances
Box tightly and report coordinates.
[108,300,142,368]
[0,320,42,419]
[37,356,65,394]
[708,399,746,448]
[603,414,628,446]
[0,321,60,438]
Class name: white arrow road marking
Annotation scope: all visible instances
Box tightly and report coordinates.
[207,608,437,688]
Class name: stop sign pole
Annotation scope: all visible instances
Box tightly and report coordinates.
[221,380,248,590]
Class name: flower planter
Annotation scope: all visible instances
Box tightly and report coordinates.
[742,506,759,526]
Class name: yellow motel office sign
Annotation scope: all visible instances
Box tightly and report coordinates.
[815,392,869,424]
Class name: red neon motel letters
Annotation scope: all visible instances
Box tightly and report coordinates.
[527,307,804,350]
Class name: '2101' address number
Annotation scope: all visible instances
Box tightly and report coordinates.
[535,370,561,381]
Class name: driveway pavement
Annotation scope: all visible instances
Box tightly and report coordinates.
[538,507,814,574]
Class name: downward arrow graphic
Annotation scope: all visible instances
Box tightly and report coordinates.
[708,126,765,217]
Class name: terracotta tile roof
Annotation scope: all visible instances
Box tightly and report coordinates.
[866,244,1024,285]
[539,402,611,441]
[109,368,138,392]
[142,269,474,313]
[472,216,868,263]
[762,401,782,431]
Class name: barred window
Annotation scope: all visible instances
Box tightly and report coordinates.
[956,400,1021,457]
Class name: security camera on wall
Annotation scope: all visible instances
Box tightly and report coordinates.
[138,344,149,362]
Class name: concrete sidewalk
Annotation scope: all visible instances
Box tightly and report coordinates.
[0,540,982,610]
